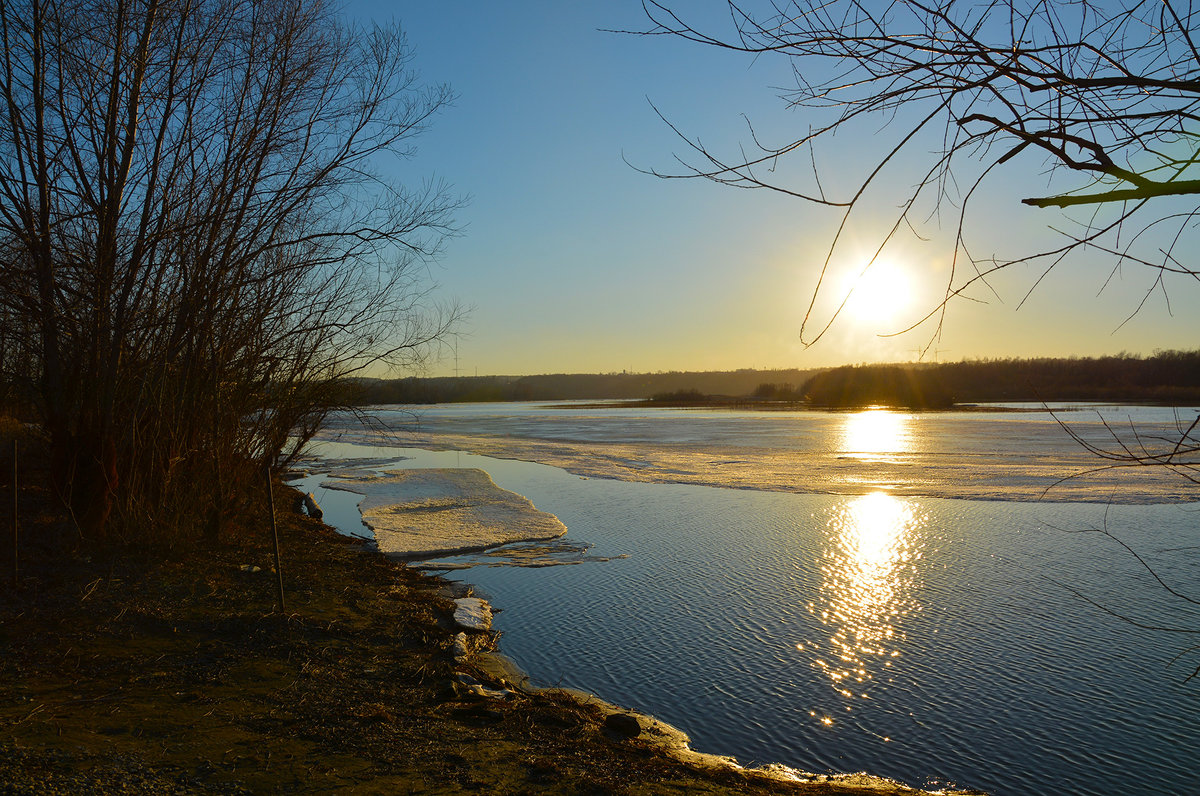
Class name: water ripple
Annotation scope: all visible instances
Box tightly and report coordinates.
[308,422,1200,796]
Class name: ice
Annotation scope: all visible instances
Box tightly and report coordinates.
[452,597,493,631]
[324,468,567,557]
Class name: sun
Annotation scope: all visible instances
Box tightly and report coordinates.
[841,260,914,327]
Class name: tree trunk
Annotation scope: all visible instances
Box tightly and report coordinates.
[51,428,118,541]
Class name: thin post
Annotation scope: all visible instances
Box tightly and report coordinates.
[11,439,17,589]
[264,466,285,612]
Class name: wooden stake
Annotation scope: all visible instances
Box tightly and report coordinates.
[265,466,285,612]
[11,439,16,589]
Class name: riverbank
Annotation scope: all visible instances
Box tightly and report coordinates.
[0,456,955,794]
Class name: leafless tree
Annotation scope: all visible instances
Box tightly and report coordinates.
[0,0,460,542]
[638,0,1200,668]
[636,0,1200,345]
[637,0,1200,481]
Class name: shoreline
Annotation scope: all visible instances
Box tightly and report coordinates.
[305,459,981,795]
[467,646,962,793]
[6,461,958,794]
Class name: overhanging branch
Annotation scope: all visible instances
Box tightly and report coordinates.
[1023,179,1200,208]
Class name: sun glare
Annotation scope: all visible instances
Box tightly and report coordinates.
[807,492,926,707]
[841,409,910,460]
[842,260,913,326]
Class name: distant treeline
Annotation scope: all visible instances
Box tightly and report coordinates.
[801,365,955,409]
[351,352,1200,408]
[802,350,1200,408]
[352,369,818,404]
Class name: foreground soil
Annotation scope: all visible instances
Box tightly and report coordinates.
[0,453,940,794]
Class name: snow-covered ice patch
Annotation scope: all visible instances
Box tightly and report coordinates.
[324,468,567,557]
[452,597,493,631]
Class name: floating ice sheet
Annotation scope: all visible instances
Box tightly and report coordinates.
[324,468,567,557]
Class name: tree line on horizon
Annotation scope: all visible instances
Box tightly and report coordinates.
[351,351,1200,408]
[351,368,819,404]
[797,350,1200,408]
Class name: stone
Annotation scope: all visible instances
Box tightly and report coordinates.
[452,632,470,661]
[604,712,642,738]
[302,492,323,519]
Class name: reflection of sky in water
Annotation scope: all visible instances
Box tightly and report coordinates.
[808,493,927,728]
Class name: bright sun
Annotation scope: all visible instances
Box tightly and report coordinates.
[842,260,913,326]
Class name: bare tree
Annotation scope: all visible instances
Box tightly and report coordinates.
[637,0,1200,475]
[0,0,460,542]
[636,1,1200,345]
[638,0,1200,669]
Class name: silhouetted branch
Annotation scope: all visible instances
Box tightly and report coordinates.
[638,0,1200,344]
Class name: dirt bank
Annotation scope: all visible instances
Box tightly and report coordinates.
[0,449,954,794]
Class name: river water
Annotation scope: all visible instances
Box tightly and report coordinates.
[300,402,1200,796]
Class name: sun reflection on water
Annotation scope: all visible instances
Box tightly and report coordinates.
[840,409,911,461]
[807,492,926,715]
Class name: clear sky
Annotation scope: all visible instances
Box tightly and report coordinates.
[347,1,1200,378]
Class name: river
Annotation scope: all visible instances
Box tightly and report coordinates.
[295,402,1200,796]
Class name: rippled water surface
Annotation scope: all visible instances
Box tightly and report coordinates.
[304,403,1200,795]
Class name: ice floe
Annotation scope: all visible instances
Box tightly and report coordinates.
[452,596,493,631]
[323,468,567,557]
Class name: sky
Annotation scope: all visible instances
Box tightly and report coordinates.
[346,1,1200,378]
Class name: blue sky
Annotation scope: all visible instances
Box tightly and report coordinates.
[348,1,1200,377]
